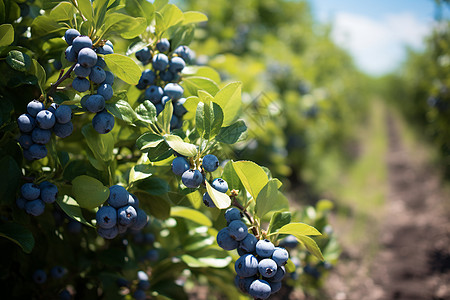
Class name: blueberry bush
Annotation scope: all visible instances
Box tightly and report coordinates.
[0,0,340,299]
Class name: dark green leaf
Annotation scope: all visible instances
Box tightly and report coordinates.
[72,175,110,209]
[164,134,197,157]
[0,222,34,254]
[56,195,94,227]
[6,50,31,72]
[102,53,141,85]
[134,191,171,220]
[50,2,76,21]
[158,99,173,133]
[255,179,289,218]
[81,124,114,162]
[105,100,137,124]
[146,141,173,162]
[268,212,291,235]
[30,59,46,93]
[93,0,110,28]
[136,132,164,151]
[0,156,21,206]
[216,120,247,144]
[135,100,157,124]
[135,177,169,196]
[0,24,14,47]
[31,15,64,37]
[77,0,94,21]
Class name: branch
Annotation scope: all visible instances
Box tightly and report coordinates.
[47,63,76,96]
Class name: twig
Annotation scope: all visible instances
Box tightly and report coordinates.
[47,63,76,95]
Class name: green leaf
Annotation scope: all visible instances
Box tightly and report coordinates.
[134,191,171,220]
[81,124,114,163]
[0,223,34,254]
[56,195,94,227]
[255,179,289,218]
[158,99,173,133]
[285,258,296,273]
[213,81,242,126]
[195,101,223,140]
[216,120,247,144]
[0,24,13,47]
[181,77,219,97]
[0,156,21,206]
[297,235,325,261]
[129,164,153,184]
[77,0,94,21]
[93,0,110,27]
[50,2,76,21]
[103,12,146,39]
[232,161,268,201]
[105,100,137,124]
[171,206,212,227]
[277,223,322,236]
[182,11,207,25]
[205,180,231,209]
[154,0,169,11]
[125,0,155,25]
[146,141,173,162]
[30,59,46,93]
[72,175,110,210]
[182,66,221,83]
[183,96,200,120]
[221,160,243,192]
[6,50,31,72]
[102,54,141,85]
[135,177,169,196]
[186,190,202,209]
[164,134,197,157]
[317,199,334,212]
[135,100,157,124]
[160,4,183,30]
[31,15,64,37]
[268,212,291,235]
[136,132,164,151]
[180,253,232,268]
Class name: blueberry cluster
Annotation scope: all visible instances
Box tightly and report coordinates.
[16,181,58,216]
[17,100,73,160]
[63,29,116,134]
[132,270,150,300]
[216,208,289,299]
[135,40,195,129]
[32,265,67,284]
[96,185,148,239]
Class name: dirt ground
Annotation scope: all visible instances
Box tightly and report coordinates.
[324,115,450,300]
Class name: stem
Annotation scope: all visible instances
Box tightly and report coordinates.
[47,63,76,96]
[232,197,259,237]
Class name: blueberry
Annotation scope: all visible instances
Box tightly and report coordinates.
[53,121,73,138]
[73,63,91,78]
[17,114,35,133]
[95,56,106,68]
[36,110,56,129]
[152,53,169,71]
[48,103,59,114]
[228,220,248,241]
[96,45,113,55]
[130,208,148,230]
[92,110,115,134]
[85,94,105,113]
[128,193,139,208]
[272,247,289,266]
[65,46,77,62]
[89,66,106,84]
[155,103,163,115]
[40,181,58,204]
[96,206,117,229]
[67,220,82,233]
[54,105,72,124]
[270,265,286,282]
[202,154,219,172]
[145,85,164,104]
[117,205,137,227]
[216,227,239,250]
[28,144,48,160]
[161,95,171,106]
[236,276,255,294]
[171,156,190,176]
[107,185,129,208]
[235,253,258,277]
[225,207,241,224]
[105,40,114,49]
[18,134,33,149]
[72,77,90,92]
[163,83,184,100]
[168,56,185,73]
[144,249,159,262]
[173,98,187,117]
[133,289,146,300]
[135,47,151,63]
[170,115,179,129]
[258,258,278,278]
[117,224,128,234]
[78,48,97,68]
[103,71,114,85]
[255,239,275,258]
[97,226,118,239]
[64,29,80,45]
[240,233,258,253]
[269,281,282,294]
[32,269,47,284]
[97,83,113,100]
[21,183,40,200]
[156,38,170,52]
[303,264,321,279]
[211,178,228,193]
[27,100,45,117]
[279,234,298,249]
[144,233,155,245]
[58,289,72,300]
[50,266,67,279]
[174,45,195,63]
[159,70,174,82]
[32,128,52,144]
[16,197,27,209]
[25,199,45,216]
[72,35,92,53]
[202,192,215,208]
[181,169,203,188]
[248,279,272,300]
[140,69,156,86]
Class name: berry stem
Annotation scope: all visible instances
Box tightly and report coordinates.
[47,63,77,95]
[231,197,258,237]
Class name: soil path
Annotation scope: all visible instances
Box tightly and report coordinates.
[325,114,450,300]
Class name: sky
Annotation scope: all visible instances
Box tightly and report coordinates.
[310,0,447,75]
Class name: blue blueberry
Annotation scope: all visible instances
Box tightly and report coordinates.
[144,249,159,262]
[32,128,52,144]
[202,192,215,208]
[40,181,58,204]
[168,57,185,73]
[155,103,163,115]
[67,220,82,233]
[21,183,40,200]
[163,83,183,100]
[173,98,187,117]
[97,83,113,100]
[85,94,105,113]
[272,247,289,266]
[216,227,239,250]
[135,47,151,63]
[248,279,272,300]
[18,134,33,149]
[269,281,282,294]
[159,70,174,82]
[116,277,129,287]
[133,289,146,300]
[28,144,47,160]
[97,226,118,239]
[130,208,148,230]
[107,185,129,208]
[103,71,114,85]
[171,156,190,176]
[48,103,59,114]
[140,69,156,86]
[225,207,241,224]
[228,220,248,241]
[50,266,67,279]
[279,234,298,249]
[256,239,275,258]
[72,77,90,92]
[95,56,106,69]
[211,178,228,193]
[96,206,117,229]
[96,44,113,55]
[64,29,80,45]
[58,289,72,300]
[117,224,128,234]
[181,169,203,188]
[92,110,115,134]
[240,233,258,253]
[25,199,45,216]
[174,45,195,63]
[27,100,44,117]
[53,121,73,138]
[270,265,286,282]
[73,63,91,78]
[36,110,56,129]
[32,269,47,284]
[234,253,258,277]
[65,46,77,62]
[170,115,179,129]
[128,193,139,208]
[144,233,155,245]
[54,105,72,124]
[236,276,255,294]
[117,205,137,227]
[258,258,278,278]
[105,40,114,49]
[152,53,169,71]
[161,95,171,106]
[17,114,35,133]
[78,48,97,68]
[72,35,92,53]
[145,85,164,104]
[137,270,148,281]
[202,154,219,172]
[156,38,170,52]
[89,66,106,84]
[16,197,27,209]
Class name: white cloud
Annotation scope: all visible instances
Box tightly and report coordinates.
[330,12,431,75]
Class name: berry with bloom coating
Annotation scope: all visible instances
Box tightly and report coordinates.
[164,83,184,100]
[78,48,97,68]
[73,63,91,78]
[107,185,129,208]
[89,66,106,84]
[97,226,118,239]
[202,192,215,208]
[216,227,239,250]
[258,258,278,278]
[92,110,115,134]
[240,233,258,253]
[25,199,45,216]
[72,77,90,92]
[17,114,35,133]
[54,105,72,124]
[72,35,92,53]
[152,53,169,71]
[135,47,151,63]
[117,205,137,227]
[32,269,47,284]
[50,266,67,279]
[235,253,259,277]
[156,38,170,52]
[171,156,190,176]
[225,207,241,224]
[53,121,73,138]
[169,56,185,73]
[36,110,56,129]
[27,100,44,117]
[272,247,289,266]
[64,29,80,45]
[248,279,272,300]
[202,154,219,172]
[97,83,113,100]
[21,183,40,200]
[256,239,275,258]
[40,181,58,204]
[85,94,105,113]
[145,85,164,104]
[228,220,248,241]
[28,144,48,160]
[211,178,228,193]
[130,208,148,231]
[18,134,33,149]
[96,206,117,229]
[32,128,52,144]
[181,169,203,188]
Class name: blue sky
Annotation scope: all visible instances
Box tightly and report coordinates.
[310,0,446,75]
